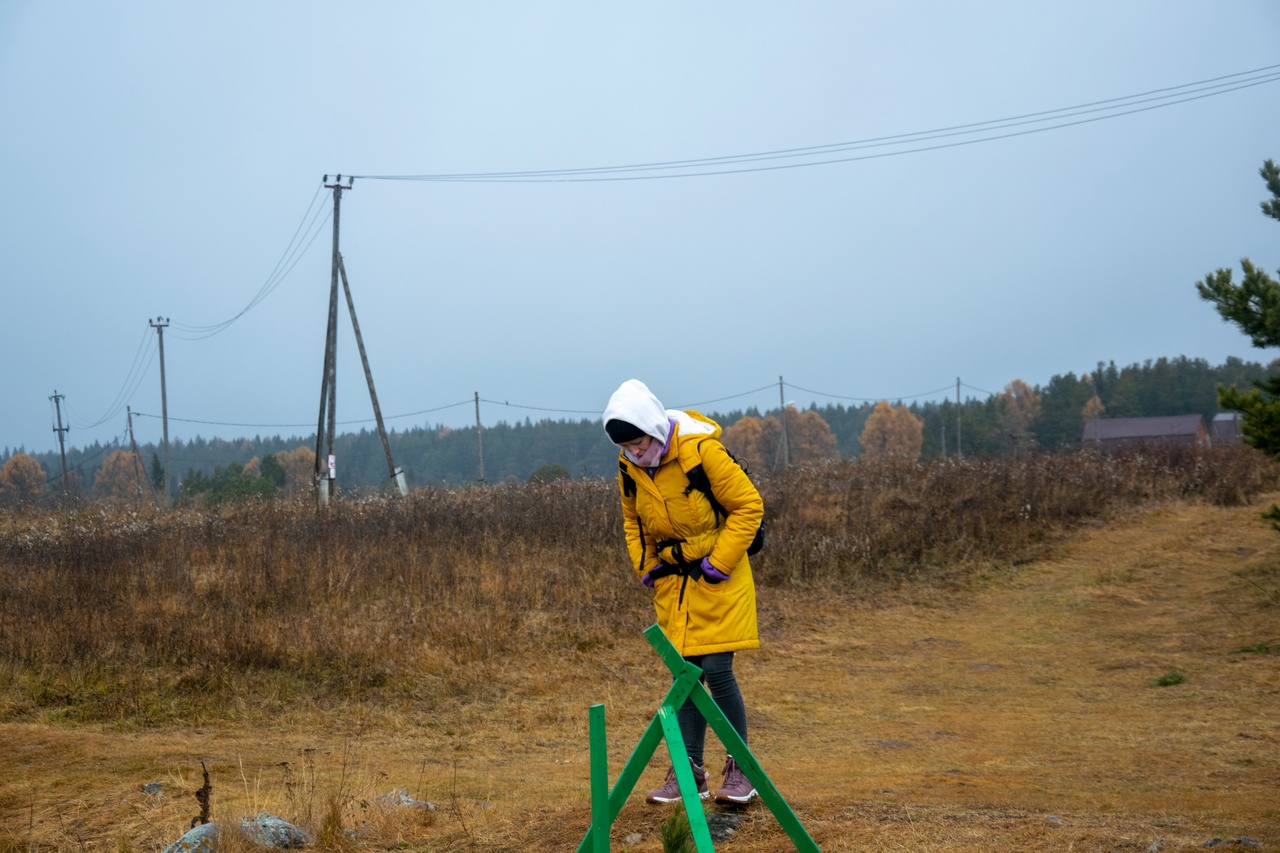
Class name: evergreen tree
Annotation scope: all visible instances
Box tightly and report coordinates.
[149,452,165,494]
[1033,372,1095,448]
[1196,159,1280,454]
[259,454,286,491]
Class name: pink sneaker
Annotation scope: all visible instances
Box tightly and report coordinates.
[715,757,758,804]
[645,758,709,804]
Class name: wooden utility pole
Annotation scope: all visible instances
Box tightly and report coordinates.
[338,254,406,496]
[149,317,170,506]
[314,175,351,506]
[955,377,962,458]
[776,375,790,470]
[312,176,408,501]
[126,406,155,504]
[50,390,69,502]
[474,391,485,483]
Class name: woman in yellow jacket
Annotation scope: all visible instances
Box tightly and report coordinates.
[603,379,764,806]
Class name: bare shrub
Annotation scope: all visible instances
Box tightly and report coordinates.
[0,445,1274,725]
[753,444,1279,585]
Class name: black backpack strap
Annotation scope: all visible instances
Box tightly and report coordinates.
[683,463,728,526]
[681,439,765,557]
[619,460,646,569]
[655,537,689,566]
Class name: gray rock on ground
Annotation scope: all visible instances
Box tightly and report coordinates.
[160,814,311,853]
[239,813,312,848]
[160,822,218,853]
[376,789,437,811]
[1202,839,1260,849]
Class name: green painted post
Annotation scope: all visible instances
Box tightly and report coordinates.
[577,671,707,853]
[644,624,822,853]
[657,704,716,852]
[688,687,820,851]
[589,704,609,853]
[602,713,666,819]
[644,623,687,673]
[579,624,822,852]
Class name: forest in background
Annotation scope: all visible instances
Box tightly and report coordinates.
[1,354,1272,503]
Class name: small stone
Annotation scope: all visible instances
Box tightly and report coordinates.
[141,781,166,796]
[624,832,644,845]
[1146,839,1163,852]
[377,789,437,811]
[706,812,742,842]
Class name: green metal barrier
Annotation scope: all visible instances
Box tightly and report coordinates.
[577,623,821,852]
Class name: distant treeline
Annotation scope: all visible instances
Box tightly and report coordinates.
[5,355,1272,495]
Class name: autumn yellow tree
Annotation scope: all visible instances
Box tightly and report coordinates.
[0,453,48,509]
[859,401,924,459]
[722,415,775,473]
[93,449,150,506]
[786,408,840,464]
[276,446,317,497]
[997,378,1042,451]
[1082,394,1105,427]
[722,407,839,471]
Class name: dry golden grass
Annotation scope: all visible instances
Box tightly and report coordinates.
[3,491,1279,852]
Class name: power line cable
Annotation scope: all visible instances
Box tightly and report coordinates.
[45,428,127,485]
[787,382,956,402]
[383,399,476,420]
[131,398,475,430]
[128,377,1005,434]
[352,65,1280,183]
[678,383,779,409]
[962,382,998,397]
[65,328,158,430]
[172,186,331,340]
[479,398,601,416]
[479,381,783,416]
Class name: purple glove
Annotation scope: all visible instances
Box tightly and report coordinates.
[641,564,662,588]
[700,557,730,584]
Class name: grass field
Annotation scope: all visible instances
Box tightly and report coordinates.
[2,451,1278,852]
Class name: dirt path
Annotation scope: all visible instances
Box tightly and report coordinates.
[3,498,1278,852]
[739,498,1280,850]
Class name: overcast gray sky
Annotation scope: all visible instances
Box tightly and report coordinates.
[2,2,1278,457]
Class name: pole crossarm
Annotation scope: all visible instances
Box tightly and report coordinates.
[577,624,821,852]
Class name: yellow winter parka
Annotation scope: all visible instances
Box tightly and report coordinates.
[616,411,764,657]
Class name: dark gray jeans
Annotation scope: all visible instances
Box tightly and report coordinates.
[676,651,748,768]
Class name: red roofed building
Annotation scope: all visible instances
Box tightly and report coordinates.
[1081,415,1210,450]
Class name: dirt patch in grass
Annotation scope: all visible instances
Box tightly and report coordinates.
[2,497,1278,852]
